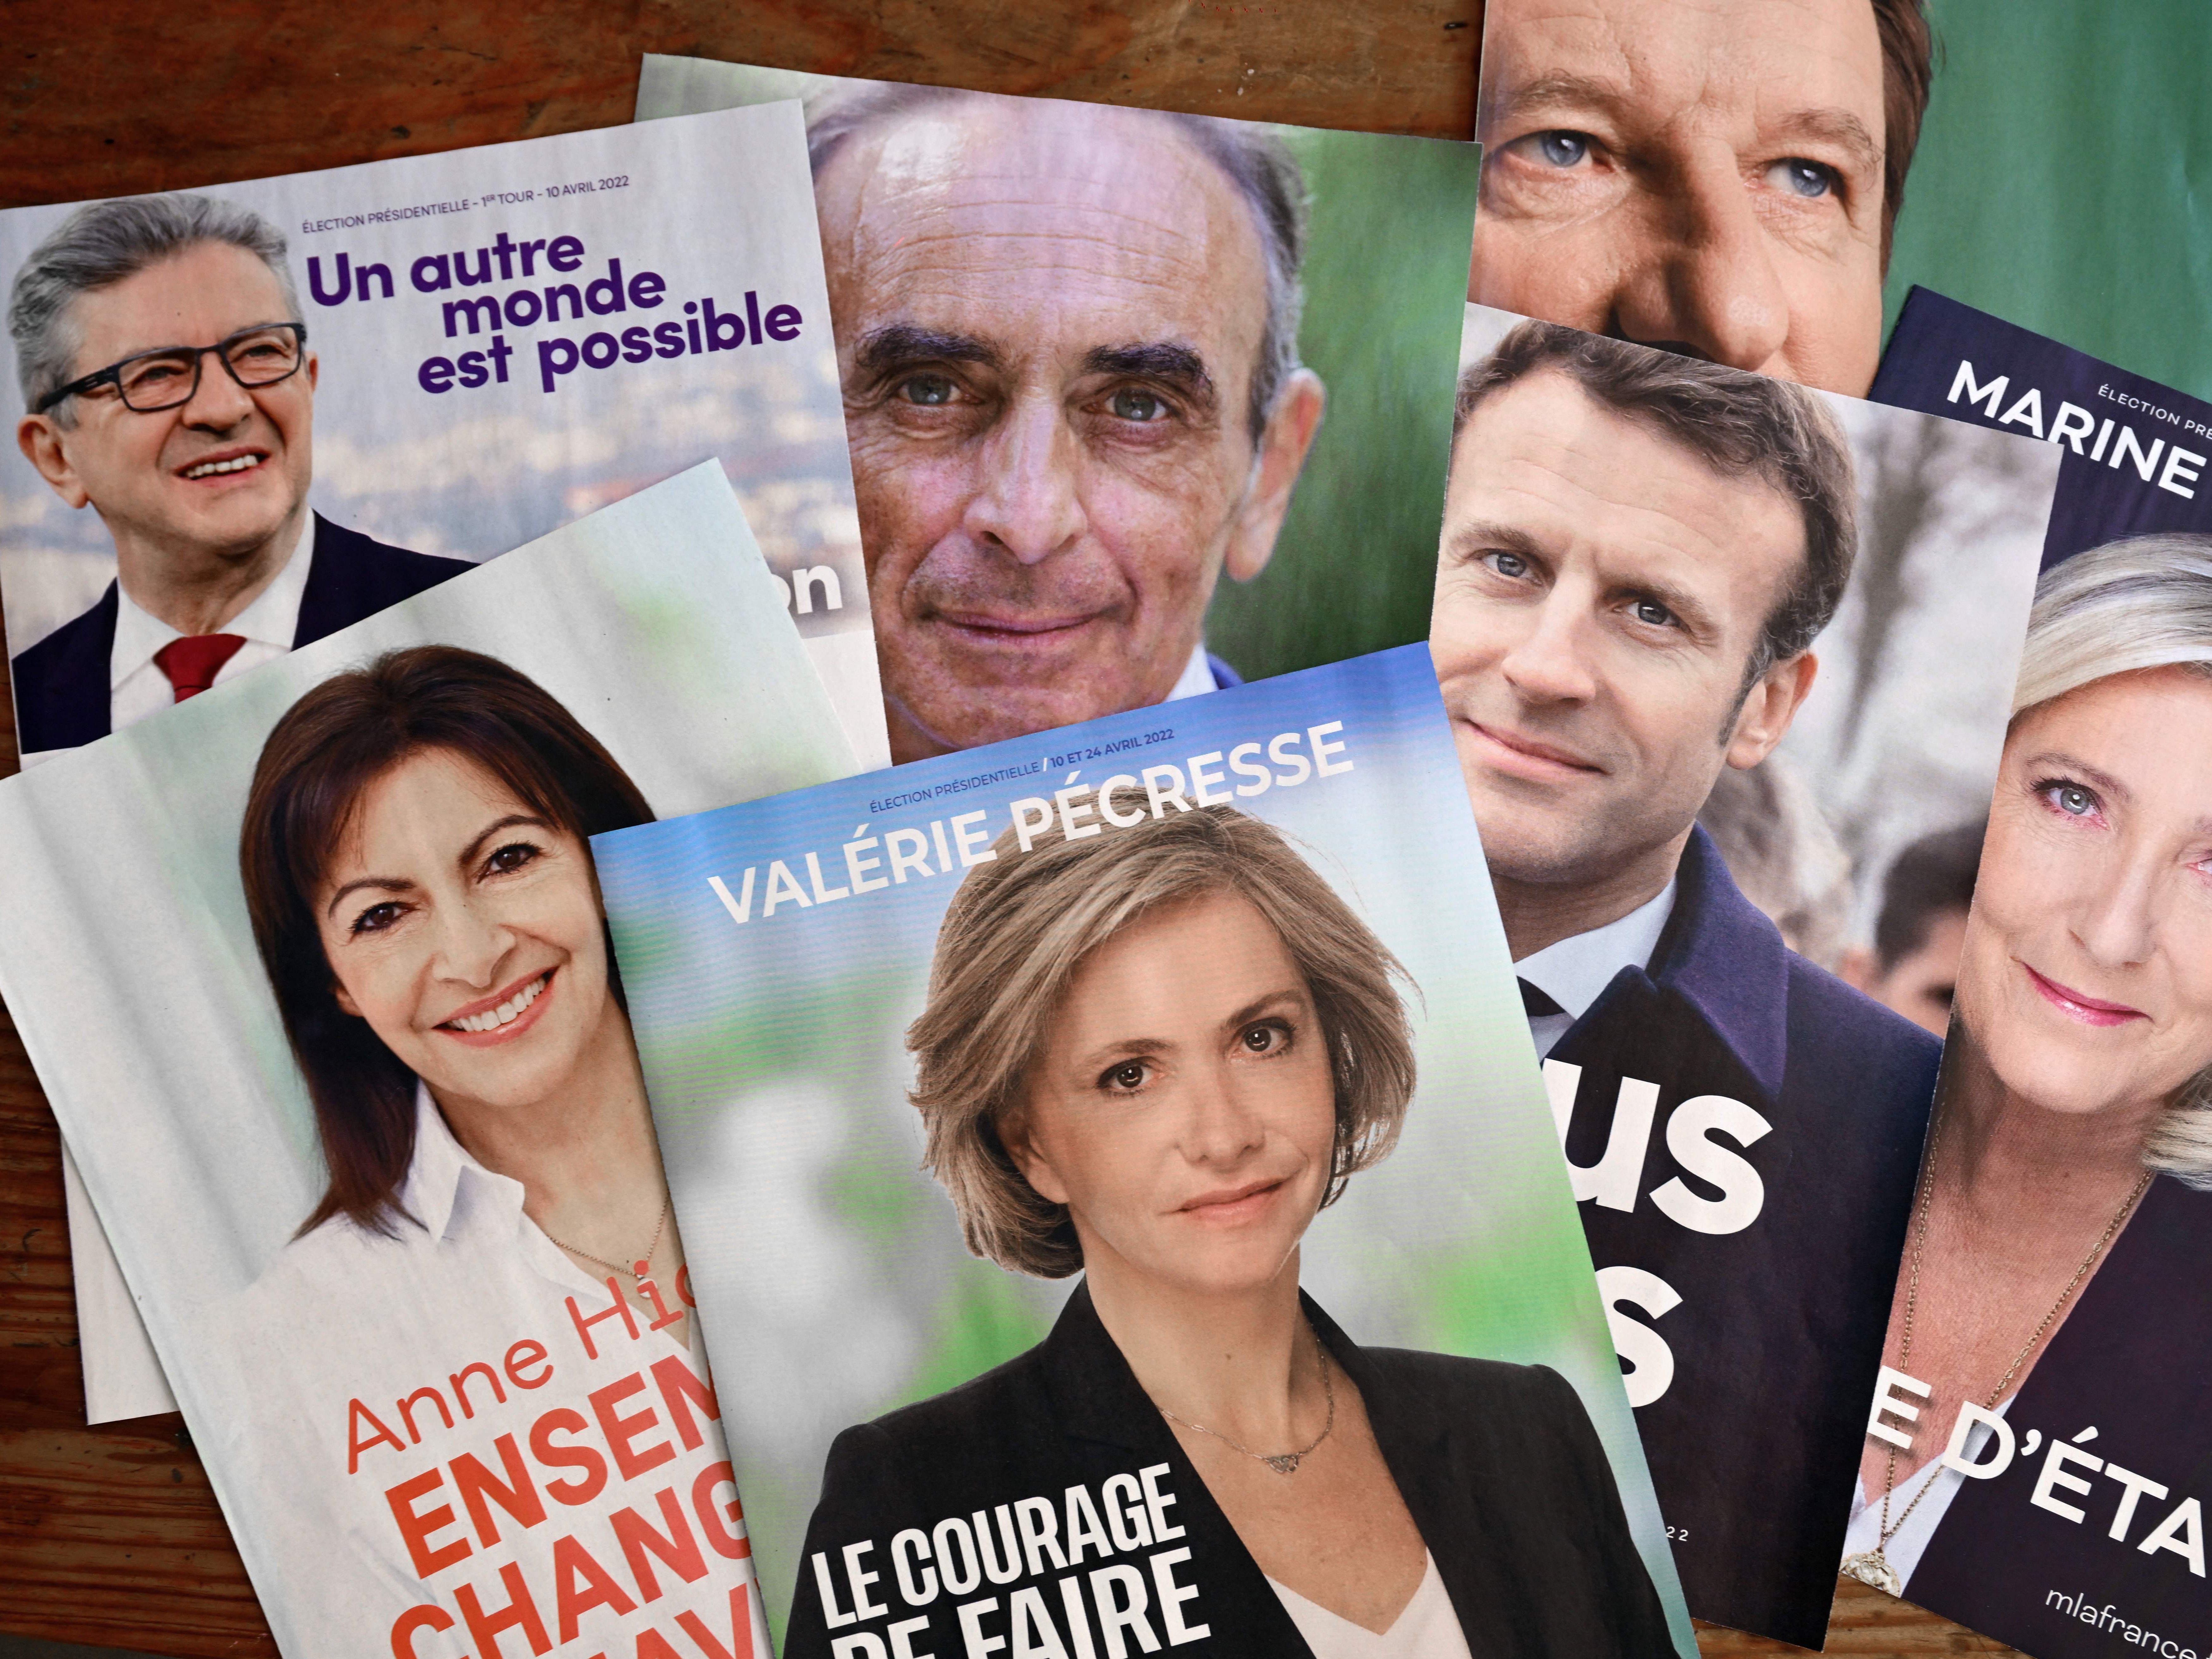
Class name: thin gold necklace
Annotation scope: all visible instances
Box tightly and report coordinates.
[1156,1324,1336,1475]
[1842,1132,2150,1597]
[542,1194,671,1281]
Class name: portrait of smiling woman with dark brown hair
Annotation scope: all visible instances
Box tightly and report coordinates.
[215,645,760,1651]
[1839,537,2212,1650]
[783,805,1670,1659]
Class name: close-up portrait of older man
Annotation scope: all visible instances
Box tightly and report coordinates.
[9,193,469,757]
[806,85,1329,764]
[1432,319,1941,1643]
[1470,0,1934,398]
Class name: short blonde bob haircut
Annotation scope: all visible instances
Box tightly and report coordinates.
[2009,534,2212,1186]
[909,804,1416,1278]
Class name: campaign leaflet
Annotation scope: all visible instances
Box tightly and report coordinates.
[1439,306,2059,1644]
[1822,294,2212,1656]
[1465,1,2212,408]
[1872,287,2212,567]
[1,100,882,767]
[0,99,887,1424]
[594,644,1699,1658]
[633,55,1481,769]
[0,464,852,1659]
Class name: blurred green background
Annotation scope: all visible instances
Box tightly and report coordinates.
[1885,0,2212,400]
[1204,130,1479,681]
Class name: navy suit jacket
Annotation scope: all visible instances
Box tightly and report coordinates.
[785,1284,1673,1658]
[9,514,472,755]
[1906,1173,2212,1656]
[1549,825,1940,1646]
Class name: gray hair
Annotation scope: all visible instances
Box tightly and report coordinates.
[10,192,302,423]
[2008,534,2212,1187]
[805,83,1307,444]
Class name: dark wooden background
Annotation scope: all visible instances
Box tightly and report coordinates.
[0,2,2019,1653]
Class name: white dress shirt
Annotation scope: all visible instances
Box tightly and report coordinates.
[1166,639,1219,702]
[1514,880,1679,1059]
[107,515,316,732]
[216,1087,767,1659]
[1840,1404,2011,1591]
[1268,1553,1473,1659]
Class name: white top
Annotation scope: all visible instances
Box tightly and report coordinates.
[1515,879,1678,1059]
[1268,1552,1473,1659]
[108,514,316,732]
[1166,638,1219,702]
[1840,1401,2012,1589]
[215,1086,768,1659]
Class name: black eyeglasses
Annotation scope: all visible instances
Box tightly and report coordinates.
[35,322,309,414]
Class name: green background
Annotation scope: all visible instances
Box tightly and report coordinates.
[1202,130,1479,681]
[1885,0,2212,400]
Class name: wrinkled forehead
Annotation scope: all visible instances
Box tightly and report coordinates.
[68,239,293,367]
[815,98,1270,369]
[1482,0,1885,130]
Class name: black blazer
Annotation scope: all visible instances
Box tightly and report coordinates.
[785,1284,1673,1658]
[1550,826,1941,1645]
[9,514,472,755]
[1904,1173,2212,1656]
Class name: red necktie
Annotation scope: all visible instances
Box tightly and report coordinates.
[153,633,248,702]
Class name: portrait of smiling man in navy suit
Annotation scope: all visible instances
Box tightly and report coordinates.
[9,192,470,758]
[1431,319,1940,1646]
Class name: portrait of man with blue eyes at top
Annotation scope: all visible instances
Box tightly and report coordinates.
[1471,0,1935,399]
[803,85,1328,766]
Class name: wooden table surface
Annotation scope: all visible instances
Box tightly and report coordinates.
[0,3,2021,1654]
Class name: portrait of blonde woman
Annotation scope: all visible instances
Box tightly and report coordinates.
[784,805,1670,1658]
[1842,535,2212,1648]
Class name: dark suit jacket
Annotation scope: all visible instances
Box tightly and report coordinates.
[1549,825,1941,1646]
[9,514,472,754]
[784,1283,1673,1658]
[1906,1173,2212,1656]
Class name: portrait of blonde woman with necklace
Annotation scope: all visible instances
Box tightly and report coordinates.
[783,805,1671,1659]
[1842,536,2212,1650]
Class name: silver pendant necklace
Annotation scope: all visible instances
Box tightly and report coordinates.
[1156,1324,1336,1475]
[1842,1134,2148,1598]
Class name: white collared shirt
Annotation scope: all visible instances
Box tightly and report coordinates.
[1515,880,1678,1059]
[108,515,316,733]
[215,1086,767,1659]
[1166,640,1219,701]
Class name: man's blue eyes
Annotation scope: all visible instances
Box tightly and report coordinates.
[1523,135,1838,203]
[895,378,1166,421]
[899,375,955,405]
[1772,158,1837,199]
[1535,131,1590,168]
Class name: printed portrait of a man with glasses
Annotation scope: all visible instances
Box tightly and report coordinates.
[8,194,470,757]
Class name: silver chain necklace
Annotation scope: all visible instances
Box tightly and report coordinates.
[1155,1324,1336,1475]
[542,1194,672,1282]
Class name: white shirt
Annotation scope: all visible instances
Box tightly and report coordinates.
[1515,880,1678,1059]
[1841,1403,2012,1591]
[1268,1553,1473,1659]
[108,515,316,733]
[1166,640,1219,702]
[215,1087,768,1659]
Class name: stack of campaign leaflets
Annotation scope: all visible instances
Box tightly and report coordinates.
[0,463,855,1657]
[15,11,2212,1657]
[0,103,885,1424]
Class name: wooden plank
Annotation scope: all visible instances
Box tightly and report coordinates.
[0,4,2014,1652]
